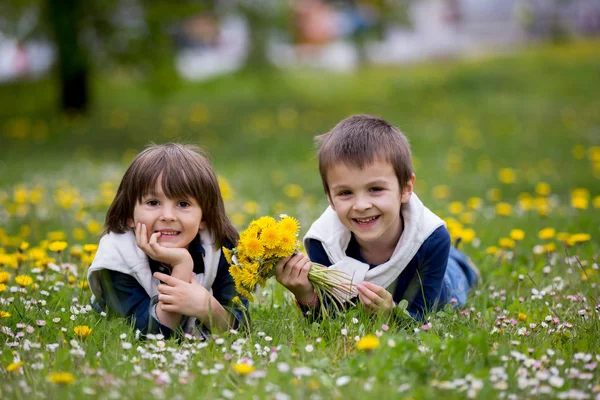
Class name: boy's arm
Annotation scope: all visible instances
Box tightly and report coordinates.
[99,269,180,338]
[403,226,451,319]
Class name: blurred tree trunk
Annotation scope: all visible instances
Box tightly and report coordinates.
[47,0,89,114]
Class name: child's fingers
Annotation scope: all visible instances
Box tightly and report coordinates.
[274,257,291,278]
[160,303,178,313]
[357,284,382,307]
[154,272,177,286]
[158,293,175,304]
[360,281,387,296]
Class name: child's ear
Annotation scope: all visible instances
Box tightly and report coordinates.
[127,218,135,229]
[401,173,416,203]
[199,220,207,231]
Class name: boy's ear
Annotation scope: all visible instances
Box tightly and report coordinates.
[401,173,416,203]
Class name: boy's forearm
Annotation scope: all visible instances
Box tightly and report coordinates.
[156,262,193,329]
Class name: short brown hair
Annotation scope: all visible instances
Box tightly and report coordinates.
[316,114,413,195]
[104,143,238,248]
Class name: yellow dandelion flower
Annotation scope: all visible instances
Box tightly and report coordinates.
[222,247,233,265]
[432,185,450,200]
[253,216,277,230]
[74,325,92,339]
[15,275,33,287]
[243,237,264,259]
[284,184,304,199]
[459,212,475,225]
[460,228,476,244]
[556,232,570,242]
[48,241,68,252]
[234,282,254,302]
[0,284,6,293]
[593,196,600,209]
[19,241,29,251]
[498,238,515,249]
[243,201,259,215]
[538,228,556,240]
[571,197,588,210]
[567,233,591,246]
[232,362,256,375]
[278,215,300,236]
[277,230,297,256]
[0,271,10,283]
[27,247,46,260]
[6,361,24,372]
[70,245,83,257]
[78,281,88,289]
[260,226,280,249]
[510,229,525,241]
[448,201,463,215]
[83,244,98,253]
[518,313,527,321]
[47,372,75,384]
[356,334,380,351]
[542,243,556,253]
[0,310,11,318]
[498,168,516,184]
[535,182,551,196]
[47,231,66,241]
[486,246,498,256]
[495,202,513,216]
[467,197,483,210]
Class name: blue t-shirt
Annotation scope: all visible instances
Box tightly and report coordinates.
[307,225,451,318]
[97,238,248,338]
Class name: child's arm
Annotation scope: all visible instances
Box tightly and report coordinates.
[135,223,194,329]
[274,253,316,305]
[356,281,395,314]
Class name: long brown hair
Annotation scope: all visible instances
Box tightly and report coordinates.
[104,143,238,247]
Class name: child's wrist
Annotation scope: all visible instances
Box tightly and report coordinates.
[295,290,318,307]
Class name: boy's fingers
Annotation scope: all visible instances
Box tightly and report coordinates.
[154,272,176,285]
[357,284,382,306]
[275,257,291,277]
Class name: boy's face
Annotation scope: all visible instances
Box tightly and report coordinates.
[326,160,414,251]
[128,181,205,249]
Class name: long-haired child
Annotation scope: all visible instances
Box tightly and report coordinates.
[87,143,247,338]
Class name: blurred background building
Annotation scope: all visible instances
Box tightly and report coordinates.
[1,0,599,111]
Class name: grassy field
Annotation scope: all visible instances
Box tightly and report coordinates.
[1,40,599,399]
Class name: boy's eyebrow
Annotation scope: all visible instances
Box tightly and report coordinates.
[330,178,391,191]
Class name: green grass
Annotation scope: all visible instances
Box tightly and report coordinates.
[0,40,599,399]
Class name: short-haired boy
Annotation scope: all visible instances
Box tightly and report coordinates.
[275,114,479,318]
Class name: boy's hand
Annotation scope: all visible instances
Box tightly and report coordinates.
[275,253,315,304]
[135,223,192,268]
[357,281,394,314]
[154,272,209,317]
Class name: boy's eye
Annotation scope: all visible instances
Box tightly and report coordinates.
[369,187,384,192]
[178,201,191,208]
[338,191,352,197]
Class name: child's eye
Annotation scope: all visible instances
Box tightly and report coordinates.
[338,190,352,197]
[178,201,191,208]
[369,187,384,192]
[146,200,160,206]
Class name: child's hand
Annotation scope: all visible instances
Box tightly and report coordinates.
[357,281,394,314]
[135,223,192,268]
[154,272,209,317]
[275,253,315,304]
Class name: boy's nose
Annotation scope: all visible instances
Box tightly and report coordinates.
[160,205,176,221]
[352,196,372,211]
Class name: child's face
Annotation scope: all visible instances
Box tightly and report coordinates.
[129,183,205,249]
[326,160,414,251]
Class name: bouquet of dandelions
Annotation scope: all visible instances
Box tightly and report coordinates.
[224,215,354,312]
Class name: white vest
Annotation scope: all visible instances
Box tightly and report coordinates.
[303,193,444,297]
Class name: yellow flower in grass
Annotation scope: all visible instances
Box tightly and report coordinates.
[48,241,68,252]
[74,325,92,339]
[284,184,303,199]
[0,284,6,292]
[535,182,551,196]
[486,246,498,256]
[495,202,513,216]
[542,243,556,253]
[356,334,380,351]
[83,244,98,253]
[518,313,527,321]
[556,232,570,242]
[6,361,24,372]
[0,271,10,283]
[47,372,75,384]
[467,197,483,210]
[448,202,463,215]
[571,196,588,210]
[567,233,591,246]
[19,241,29,251]
[498,168,516,184]
[15,275,33,287]
[0,310,11,318]
[459,228,476,244]
[510,229,525,241]
[498,238,515,249]
[232,362,255,375]
[0,254,18,269]
[538,228,556,240]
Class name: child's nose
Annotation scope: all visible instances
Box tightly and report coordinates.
[160,205,176,221]
[352,195,372,211]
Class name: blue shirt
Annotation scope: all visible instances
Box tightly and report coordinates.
[307,225,451,319]
[97,238,248,338]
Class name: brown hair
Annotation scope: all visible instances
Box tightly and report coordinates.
[104,143,238,247]
[315,114,414,195]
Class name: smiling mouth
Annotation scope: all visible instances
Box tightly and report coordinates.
[353,216,379,224]
[156,230,181,236]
